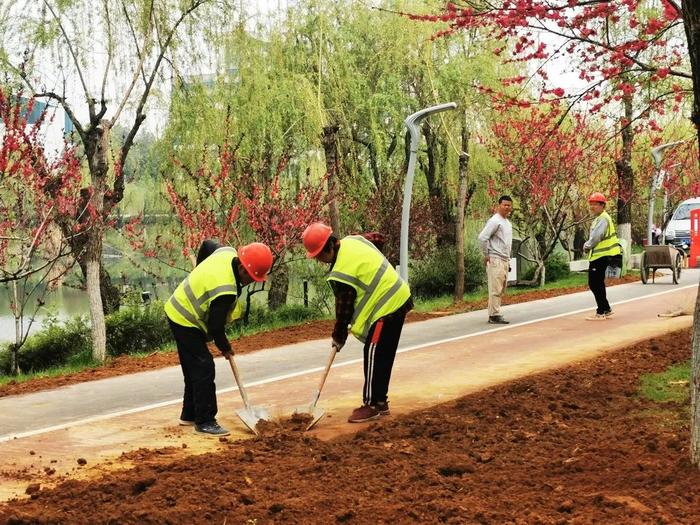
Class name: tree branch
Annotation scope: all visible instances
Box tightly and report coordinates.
[42,0,94,117]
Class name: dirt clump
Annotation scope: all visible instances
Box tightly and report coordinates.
[2,325,696,525]
[255,414,315,436]
[23,485,39,497]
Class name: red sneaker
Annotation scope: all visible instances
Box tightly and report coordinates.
[373,401,390,416]
[348,405,380,423]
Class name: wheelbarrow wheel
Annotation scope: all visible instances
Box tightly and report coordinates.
[673,253,682,284]
[640,252,648,284]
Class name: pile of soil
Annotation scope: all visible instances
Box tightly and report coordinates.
[3,326,696,524]
[0,275,638,399]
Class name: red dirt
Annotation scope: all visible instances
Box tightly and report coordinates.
[2,324,695,524]
[0,275,639,399]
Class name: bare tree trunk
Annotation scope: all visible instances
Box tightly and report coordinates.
[268,262,289,310]
[692,283,700,465]
[616,92,634,257]
[681,0,700,467]
[11,280,21,376]
[87,259,107,361]
[322,124,341,235]
[454,122,471,303]
[86,122,110,362]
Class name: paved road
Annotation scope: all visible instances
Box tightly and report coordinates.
[1,270,697,440]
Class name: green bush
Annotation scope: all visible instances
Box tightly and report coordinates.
[0,302,170,374]
[1,299,326,376]
[105,302,170,356]
[234,303,325,332]
[544,252,571,282]
[0,316,90,375]
[410,245,486,298]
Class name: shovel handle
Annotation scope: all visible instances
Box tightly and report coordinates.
[226,354,251,410]
[310,346,338,409]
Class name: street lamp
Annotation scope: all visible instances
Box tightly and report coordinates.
[648,140,686,245]
[660,162,682,244]
[399,102,457,281]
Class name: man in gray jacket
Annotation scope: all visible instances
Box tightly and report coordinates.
[478,196,513,324]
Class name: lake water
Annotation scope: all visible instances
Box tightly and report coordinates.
[0,282,180,345]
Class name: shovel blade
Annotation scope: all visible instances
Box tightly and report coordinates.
[236,407,267,435]
[305,406,326,431]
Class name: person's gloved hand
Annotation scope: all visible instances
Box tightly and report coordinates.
[332,339,345,352]
[583,241,592,251]
[221,348,234,359]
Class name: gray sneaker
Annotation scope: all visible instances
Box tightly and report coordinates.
[194,421,230,436]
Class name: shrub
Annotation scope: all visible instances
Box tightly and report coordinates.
[544,252,571,282]
[0,299,325,376]
[234,303,325,333]
[410,245,486,298]
[105,302,171,356]
[0,316,90,374]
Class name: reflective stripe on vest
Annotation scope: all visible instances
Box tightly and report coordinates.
[164,247,240,331]
[327,236,411,343]
[589,211,622,261]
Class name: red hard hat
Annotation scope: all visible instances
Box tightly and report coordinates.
[588,192,607,204]
[238,242,273,282]
[302,222,333,258]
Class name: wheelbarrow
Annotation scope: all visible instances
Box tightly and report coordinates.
[640,245,683,285]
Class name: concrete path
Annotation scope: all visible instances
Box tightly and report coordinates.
[0,272,696,500]
[1,271,697,441]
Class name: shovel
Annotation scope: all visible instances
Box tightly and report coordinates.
[226,353,269,435]
[295,346,338,431]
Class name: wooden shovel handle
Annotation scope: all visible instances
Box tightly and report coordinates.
[226,354,251,409]
[312,346,338,407]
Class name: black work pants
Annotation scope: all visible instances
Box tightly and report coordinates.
[169,320,218,425]
[588,256,611,314]
[362,307,407,406]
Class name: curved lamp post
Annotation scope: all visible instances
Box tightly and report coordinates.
[399,102,457,281]
[648,140,686,245]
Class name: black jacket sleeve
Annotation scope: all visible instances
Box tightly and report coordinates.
[207,295,235,354]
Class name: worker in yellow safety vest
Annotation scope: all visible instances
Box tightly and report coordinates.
[302,222,413,423]
[164,240,273,436]
[583,192,622,321]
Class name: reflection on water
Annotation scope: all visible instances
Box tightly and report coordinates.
[0,282,177,345]
[0,286,90,344]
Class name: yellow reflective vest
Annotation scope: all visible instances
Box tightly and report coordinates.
[327,236,411,343]
[164,247,243,332]
[589,211,622,261]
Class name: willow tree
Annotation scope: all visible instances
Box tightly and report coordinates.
[282,0,510,258]
[0,0,228,361]
[155,26,324,309]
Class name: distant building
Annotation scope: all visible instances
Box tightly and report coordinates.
[22,98,76,156]
[0,96,75,157]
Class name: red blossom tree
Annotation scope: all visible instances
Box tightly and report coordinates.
[0,88,84,374]
[487,105,612,284]
[125,138,329,312]
[401,1,695,249]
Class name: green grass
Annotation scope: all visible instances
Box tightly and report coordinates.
[413,273,592,312]
[0,351,98,386]
[227,306,330,339]
[0,307,329,387]
[639,362,691,404]
[414,270,640,313]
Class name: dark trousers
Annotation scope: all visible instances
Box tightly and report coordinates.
[168,320,218,425]
[588,256,611,314]
[362,308,407,406]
